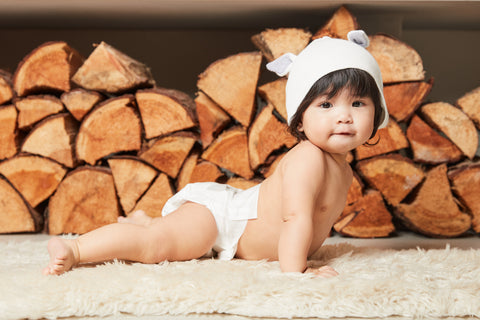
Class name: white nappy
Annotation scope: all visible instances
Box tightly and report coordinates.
[161,182,260,260]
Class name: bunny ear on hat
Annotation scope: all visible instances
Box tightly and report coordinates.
[266,52,297,77]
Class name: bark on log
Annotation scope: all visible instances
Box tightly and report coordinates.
[448,162,480,233]
[420,102,478,159]
[456,86,480,130]
[395,164,471,237]
[136,88,197,139]
[356,154,425,206]
[251,28,311,62]
[0,155,67,208]
[312,6,359,40]
[72,41,155,94]
[76,95,142,165]
[0,175,42,233]
[406,115,463,164]
[48,166,120,234]
[61,88,104,121]
[367,34,425,83]
[0,105,19,160]
[15,95,64,129]
[22,113,79,168]
[195,91,231,149]
[197,52,262,127]
[13,41,83,97]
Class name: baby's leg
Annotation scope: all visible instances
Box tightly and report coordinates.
[43,202,217,275]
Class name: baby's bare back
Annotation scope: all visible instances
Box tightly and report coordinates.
[236,142,352,261]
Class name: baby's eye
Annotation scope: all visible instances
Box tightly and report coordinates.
[319,102,332,109]
[352,101,364,107]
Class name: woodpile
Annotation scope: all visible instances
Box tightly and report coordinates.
[0,6,478,238]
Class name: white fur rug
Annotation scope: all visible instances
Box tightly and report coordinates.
[0,238,479,320]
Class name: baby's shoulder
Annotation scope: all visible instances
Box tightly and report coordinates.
[279,142,327,176]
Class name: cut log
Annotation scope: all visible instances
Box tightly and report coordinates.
[420,102,478,159]
[72,41,155,94]
[13,41,83,97]
[334,189,395,238]
[136,88,197,139]
[0,175,42,233]
[107,156,158,214]
[76,95,142,165]
[367,34,425,83]
[195,91,231,149]
[355,119,409,160]
[251,28,311,62]
[131,173,174,218]
[0,105,19,160]
[406,115,463,164]
[0,155,67,208]
[356,154,425,206]
[139,133,197,178]
[227,177,261,190]
[248,104,297,170]
[457,86,480,130]
[197,52,262,127]
[258,78,288,122]
[313,6,359,40]
[177,151,223,190]
[22,113,79,168]
[202,126,254,179]
[448,162,480,233]
[48,166,120,234]
[260,152,286,178]
[0,70,14,105]
[346,172,364,206]
[383,79,433,122]
[395,164,471,237]
[15,95,64,129]
[61,88,104,121]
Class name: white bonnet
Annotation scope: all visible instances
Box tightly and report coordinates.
[266,30,389,129]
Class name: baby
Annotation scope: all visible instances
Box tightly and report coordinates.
[43,30,388,277]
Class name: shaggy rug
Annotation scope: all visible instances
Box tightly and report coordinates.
[0,238,479,320]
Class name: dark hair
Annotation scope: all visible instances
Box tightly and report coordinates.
[288,68,384,141]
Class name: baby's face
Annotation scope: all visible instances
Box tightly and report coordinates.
[299,88,375,154]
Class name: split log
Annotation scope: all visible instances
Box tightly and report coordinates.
[406,115,463,164]
[367,34,425,83]
[107,156,158,214]
[383,79,433,122]
[13,41,83,97]
[448,162,480,233]
[0,155,67,208]
[420,102,478,159]
[260,152,286,179]
[0,175,42,233]
[139,133,197,179]
[76,95,142,165]
[197,52,262,127]
[251,28,311,62]
[15,95,64,129]
[334,189,395,238]
[22,113,79,168]
[61,88,104,121]
[136,88,197,139]
[395,164,471,237]
[355,119,409,160]
[195,91,231,149]
[457,86,480,130]
[131,173,174,218]
[227,177,261,190]
[48,166,120,234]
[346,172,363,206]
[248,104,297,170]
[0,105,19,160]
[313,6,359,40]
[258,78,288,121]
[72,41,155,94]
[356,154,425,206]
[0,70,14,105]
[202,126,254,179]
[177,151,224,190]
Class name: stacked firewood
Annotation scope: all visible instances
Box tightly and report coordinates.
[0,7,478,238]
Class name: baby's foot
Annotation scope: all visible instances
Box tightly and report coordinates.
[118,210,152,226]
[43,237,79,275]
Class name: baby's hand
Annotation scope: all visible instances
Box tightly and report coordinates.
[305,265,338,278]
